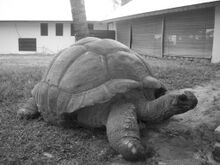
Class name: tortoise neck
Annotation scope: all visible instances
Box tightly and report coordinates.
[137,95,176,123]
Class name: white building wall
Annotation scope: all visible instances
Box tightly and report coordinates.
[212,5,220,63]
[107,22,116,30]
[0,21,75,54]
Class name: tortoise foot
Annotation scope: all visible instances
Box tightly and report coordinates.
[17,108,40,120]
[17,97,39,120]
[107,102,146,161]
[118,137,146,161]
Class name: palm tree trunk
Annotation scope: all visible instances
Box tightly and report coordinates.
[69,0,89,41]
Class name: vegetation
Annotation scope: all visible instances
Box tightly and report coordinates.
[0,56,219,165]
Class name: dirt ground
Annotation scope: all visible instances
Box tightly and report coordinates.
[0,54,220,165]
[142,71,220,165]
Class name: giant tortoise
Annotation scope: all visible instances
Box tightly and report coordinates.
[17,37,198,161]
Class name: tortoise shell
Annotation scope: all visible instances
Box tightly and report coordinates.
[32,37,155,123]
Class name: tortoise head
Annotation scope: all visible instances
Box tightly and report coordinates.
[167,90,198,115]
[137,76,198,123]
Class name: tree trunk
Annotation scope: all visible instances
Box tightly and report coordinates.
[69,0,89,41]
[121,0,132,5]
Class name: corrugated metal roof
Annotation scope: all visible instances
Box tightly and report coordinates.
[105,0,220,21]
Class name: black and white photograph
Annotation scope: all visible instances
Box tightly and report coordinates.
[0,0,220,164]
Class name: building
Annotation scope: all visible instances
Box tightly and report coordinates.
[0,21,109,54]
[0,0,113,54]
[105,0,220,63]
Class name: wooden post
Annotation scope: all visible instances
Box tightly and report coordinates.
[129,24,133,49]
[161,16,165,58]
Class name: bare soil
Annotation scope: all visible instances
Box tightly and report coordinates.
[0,54,220,165]
[142,70,220,165]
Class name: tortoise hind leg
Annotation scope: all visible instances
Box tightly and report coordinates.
[17,97,40,119]
[106,102,146,161]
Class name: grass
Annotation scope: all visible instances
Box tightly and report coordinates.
[153,63,218,90]
[0,57,219,165]
[149,57,220,90]
[0,66,44,104]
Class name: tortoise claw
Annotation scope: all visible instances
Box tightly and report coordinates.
[119,138,146,161]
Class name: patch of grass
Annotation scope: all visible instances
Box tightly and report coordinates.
[0,66,44,104]
[152,64,218,90]
[147,58,220,90]
[0,60,219,165]
[0,66,118,165]
[0,53,54,57]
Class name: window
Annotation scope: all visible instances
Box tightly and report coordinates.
[70,23,75,36]
[88,23,94,30]
[56,23,63,36]
[40,23,48,36]
[18,38,36,51]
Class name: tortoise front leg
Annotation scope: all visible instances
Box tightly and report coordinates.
[138,91,198,123]
[106,102,146,161]
[17,97,40,119]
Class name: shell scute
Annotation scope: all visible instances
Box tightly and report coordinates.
[65,79,141,113]
[84,38,130,55]
[45,45,87,86]
[107,51,151,81]
[59,51,107,93]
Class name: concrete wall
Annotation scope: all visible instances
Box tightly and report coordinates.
[0,22,76,54]
[212,5,220,63]
[0,21,108,54]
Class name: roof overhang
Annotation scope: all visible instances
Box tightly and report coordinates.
[104,1,220,22]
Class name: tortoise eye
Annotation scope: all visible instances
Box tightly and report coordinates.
[154,87,167,99]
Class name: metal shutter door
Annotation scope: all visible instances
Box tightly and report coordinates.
[131,16,162,57]
[164,8,214,58]
[116,21,131,47]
